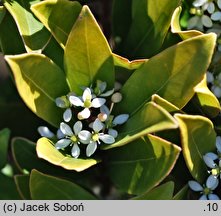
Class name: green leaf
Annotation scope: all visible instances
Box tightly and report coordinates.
[193,75,220,118]
[132,181,174,200]
[113,53,147,70]
[4,0,51,52]
[36,137,100,172]
[64,6,114,94]
[0,128,10,169]
[0,173,20,199]
[0,6,6,24]
[14,175,31,200]
[173,185,189,200]
[108,134,181,195]
[175,114,216,182]
[103,102,178,150]
[31,0,82,48]
[119,0,180,58]
[151,94,181,113]
[171,7,203,40]
[0,11,26,54]
[5,53,69,127]
[116,33,216,115]
[30,169,96,199]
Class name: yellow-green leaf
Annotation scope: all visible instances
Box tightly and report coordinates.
[36,137,100,172]
[5,53,69,127]
[64,6,114,94]
[31,0,82,48]
[175,114,216,182]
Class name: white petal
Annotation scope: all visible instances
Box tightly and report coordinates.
[201,15,213,28]
[86,142,97,157]
[99,134,115,144]
[211,12,221,21]
[218,0,221,9]
[108,128,118,138]
[97,80,107,93]
[100,105,110,115]
[199,195,208,200]
[37,126,54,138]
[206,72,214,83]
[212,86,221,98]
[93,118,104,132]
[207,2,215,14]
[203,155,217,168]
[187,16,200,29]
[60,122,73,136]
[91,98,106,108]
[82,88,92,102]
[73,121,82,135]
[56,129,65,139]
[55,139,71,149]
[55,97,66,108]
[193,0,207,7]
[71,144,80,158]
[69,96,84,107]
[78,108,91,119]
[113,114,129,125]
[63,108,72,122]
[208,194,220,200]
[205,152,218,161]
[188,181,203,192]
[216,136,221,153]
[100,89,115,97]
[78,130,92,143]
[206,175,219,189]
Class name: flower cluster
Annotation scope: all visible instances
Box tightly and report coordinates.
[38,80,129,158]
[207,71,221,98]
[188,0,221,34]
[188,136,221,200]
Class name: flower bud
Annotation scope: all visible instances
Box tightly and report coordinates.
[111,92,122,103]
[98,113,108,122]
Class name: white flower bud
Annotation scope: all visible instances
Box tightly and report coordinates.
[98,113,108,122]
[111,92,122,103]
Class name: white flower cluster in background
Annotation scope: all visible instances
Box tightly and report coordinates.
[38,80,129,158]
[188,136,221,200]
[207,71,221,98]
[188,0,221,35]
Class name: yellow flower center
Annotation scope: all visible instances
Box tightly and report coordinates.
[92,133,99,142]
[70,135,78,143]
[84,98,91,108]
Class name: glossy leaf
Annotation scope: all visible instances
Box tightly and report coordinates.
[171,7,203,40]
[173,185,189,200]
[30,169,96,199]
[103,102,178,150]
[36,137,100,172]
[0,11,26,54]
[0,173,20,199]
[193,75,220,118]
[0,128,10,169]
[132,181,174,200]
[116,0,180,58]
[4,0,51,52]
[12,138,94,184]
[5,53,69,127]
[116,33,216,115]
[0,6,6,24]
[14,175,31,200]
[108,134,181,195]
[64,6,114,94]
[151,94,181,113]
[175,114,216,182]
[31,0,82,48]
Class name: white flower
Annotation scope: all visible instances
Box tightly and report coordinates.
[206,71,214,83]
[100,105,129,138]
[69,88,106,119]
[193,0,207,7]
[55,96,72,122]
[188,175,220,200]
[203,154,221,178]
[55,121,91,158]
[211,73,221,98]
[86,119,115,157]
